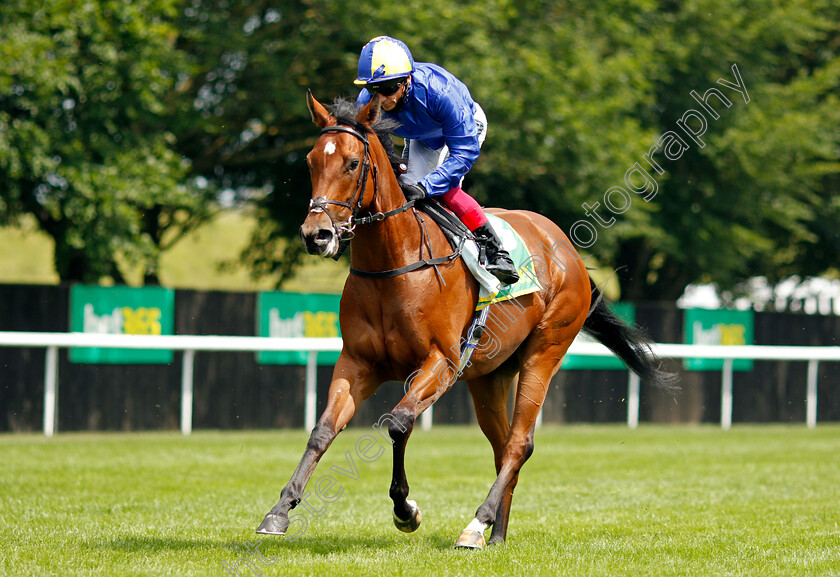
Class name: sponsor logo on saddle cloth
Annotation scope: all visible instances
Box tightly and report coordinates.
[461,215,543,311]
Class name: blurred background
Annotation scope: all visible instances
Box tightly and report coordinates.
[1,0,838,431]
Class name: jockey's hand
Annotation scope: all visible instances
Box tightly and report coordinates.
[401,182,427,202]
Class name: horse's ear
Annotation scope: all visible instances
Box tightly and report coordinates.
[307,90,332,128]
[355,97,381,128]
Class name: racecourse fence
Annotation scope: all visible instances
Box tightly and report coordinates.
[1,331,839,436]
[2,285,839,433]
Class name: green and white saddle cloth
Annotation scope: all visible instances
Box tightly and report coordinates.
[461,215,543,311]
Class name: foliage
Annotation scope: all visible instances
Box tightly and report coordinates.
[626,0,840,299]
[171,0,839,298]
[1,0,837,298]
[0,0,213,283]
[166,0,353,283]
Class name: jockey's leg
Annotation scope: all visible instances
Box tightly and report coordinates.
[441,186,520,285]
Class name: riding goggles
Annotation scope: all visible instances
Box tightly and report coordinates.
[367,79,405,96]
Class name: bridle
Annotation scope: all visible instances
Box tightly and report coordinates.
[308,122,462,278]
[308,124,414,259]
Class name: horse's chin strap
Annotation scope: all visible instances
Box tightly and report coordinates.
[308,196,356,260]
[312,123,461,273]
[309,195,416,261]
[311,125,373,260]
[313,124,418,260]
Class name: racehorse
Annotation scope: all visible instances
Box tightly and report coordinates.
[256,92,676,548]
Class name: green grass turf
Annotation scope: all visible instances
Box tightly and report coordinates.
[1,425,838,576]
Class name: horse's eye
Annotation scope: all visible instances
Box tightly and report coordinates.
[348,159,360,171]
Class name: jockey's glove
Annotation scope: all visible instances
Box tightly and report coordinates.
[401,182,427,202]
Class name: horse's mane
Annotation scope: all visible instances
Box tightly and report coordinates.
[330,97,403,170]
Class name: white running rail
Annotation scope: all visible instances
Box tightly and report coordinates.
[1,332,838,435]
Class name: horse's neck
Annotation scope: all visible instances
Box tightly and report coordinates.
[350,179,422,273]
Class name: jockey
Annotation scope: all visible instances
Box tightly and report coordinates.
[354,35,520,285]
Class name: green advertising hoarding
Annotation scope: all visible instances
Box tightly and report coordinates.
[69,285,175,364]
[257,292,341,365]
[561,302,635,370]
[683,308,754,371]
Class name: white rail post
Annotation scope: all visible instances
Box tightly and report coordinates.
[181,350,195,435]
[43,346,59,437]
[806,359,818,429]
[305,351,318,431]
[421,406,433,431]
[627,372,641,429]
[721,358,734,430]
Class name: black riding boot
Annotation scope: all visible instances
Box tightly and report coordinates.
[473,223,520,285]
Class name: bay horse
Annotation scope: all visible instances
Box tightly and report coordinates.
[257,92,676,548]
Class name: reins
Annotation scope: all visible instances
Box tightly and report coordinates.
[311,123,462,279]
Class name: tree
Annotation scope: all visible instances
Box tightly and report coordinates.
[169,0,406,284]
[450,0,840,300]
[0,0,214,283]
[185,0,838,300]
[167,0,666,287]
[609,0,840,300]
[6,0,835,300]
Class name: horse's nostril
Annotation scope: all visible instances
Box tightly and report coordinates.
[316,230,333,242]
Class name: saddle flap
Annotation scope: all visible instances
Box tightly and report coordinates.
[414,198,472,250]
[414,200,542,309]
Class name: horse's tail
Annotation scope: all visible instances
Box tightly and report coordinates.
[582,277,679,392]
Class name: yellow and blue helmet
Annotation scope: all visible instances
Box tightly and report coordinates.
[354,36,415,85]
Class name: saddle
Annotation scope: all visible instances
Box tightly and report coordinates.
[414,198,473,251]
[415,199,542,308]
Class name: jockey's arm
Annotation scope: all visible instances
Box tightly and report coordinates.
[419,88,480,196]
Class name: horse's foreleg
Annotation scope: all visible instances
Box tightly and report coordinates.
[387,407,421,533]
[257,356,377,536]
[387,352,458,533]
[256,422,335,535]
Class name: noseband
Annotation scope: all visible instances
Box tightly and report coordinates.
[309,124,414,259]
[308,123,460,278]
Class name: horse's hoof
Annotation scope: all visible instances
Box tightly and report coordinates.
[454,529,485,549]
[256,514,289,535]
[393,499,422,533]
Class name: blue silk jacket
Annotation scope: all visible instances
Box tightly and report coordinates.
[356,62,480,196]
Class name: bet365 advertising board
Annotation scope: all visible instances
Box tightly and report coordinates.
[562,302,635,370]
[256,292,341,365]
[69,285,175,364]
[683,308,754,371]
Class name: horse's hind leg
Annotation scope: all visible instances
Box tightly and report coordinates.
[456,335,578,548]
[466,365,519,545]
